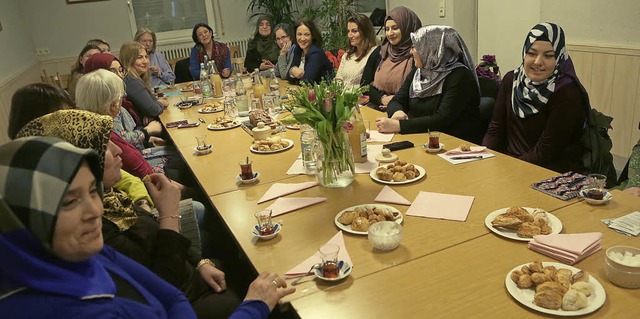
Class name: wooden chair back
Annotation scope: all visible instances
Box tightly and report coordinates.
[41,70,70,90]
[228,45,246,74]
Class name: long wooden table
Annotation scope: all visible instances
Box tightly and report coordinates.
[160,82,639,318]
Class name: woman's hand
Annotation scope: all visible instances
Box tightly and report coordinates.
[290,67,304,79]
[279,41,291,55]
[375,117,401,133]
[381,94,394,106]
[199,263,227,293]
[145,120,163,136]
[159,98,169,108]
[148,136,166,146]
[221,68,231,78]
[623,186,640,197]
[391,111,408,120]
[149,65,161,75]
[244,272,295,311]
[143,174,180,231]
[260,60,275,70]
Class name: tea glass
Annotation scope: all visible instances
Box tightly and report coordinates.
[587,173,607,200]
[318,244,340,278]
[254,209,274,235]
[428,131,441,149]
[239,160,254,180]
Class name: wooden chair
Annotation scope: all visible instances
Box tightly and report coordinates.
[168,57,185,73]
[228,45,246,74]
[41,70,70,90]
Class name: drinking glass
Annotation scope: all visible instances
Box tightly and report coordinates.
[224,98,238,118]
[318,244,340,278]
[428,131,441,149]
[195,135,208,150]
[254,209,274,235]
[239,159,254,180]
[587,173,607,199]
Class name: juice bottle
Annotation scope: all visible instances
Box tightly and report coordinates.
[209,63,223,98]
[348,105,367,163]
[252,68,266,103]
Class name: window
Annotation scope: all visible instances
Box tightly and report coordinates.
[357,0,385,14]
[126,0,216,44]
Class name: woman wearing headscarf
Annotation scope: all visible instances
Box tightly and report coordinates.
[189,23,232,79]
[482,23,589,173]
[375,25,484,143]
[245,17,280,72]
[361,6,422,110]
[0,136,295,319]
[334,14,377,90]
[135,28,176,87]
[0,136,195,318]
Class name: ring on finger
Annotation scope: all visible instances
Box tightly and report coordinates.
[272,280,278,287]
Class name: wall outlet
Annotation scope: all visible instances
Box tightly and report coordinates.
[439,0,446,18]
[36,47,50,56]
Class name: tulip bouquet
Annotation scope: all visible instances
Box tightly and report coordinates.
[283,80,367,187]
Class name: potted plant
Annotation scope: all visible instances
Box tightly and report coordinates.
[246,0,308,26]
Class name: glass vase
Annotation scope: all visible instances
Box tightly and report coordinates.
[314,131,355,188]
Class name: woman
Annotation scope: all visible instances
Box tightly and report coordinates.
[67,44,102,101]
[189,23,232,79]
[361,6,421,110]
[120,42,170,119]
[7,83,74,139]
[0,137,295,319]
[618,121,640,196]
[135,28,176,87]
[87,38,111,53]
[272,23,296,80]
[335,14,377,90]
[245,17,279,72]
[376,25,484,143]
[289,19,334,84]
[482,23,589,173]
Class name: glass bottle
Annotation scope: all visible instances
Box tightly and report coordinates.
[252,68,266,102]
[269,69,279,93]
[348,105,368,163]
[199,63,211,98]
[235,73,249,116]
[300,124,318,175]
[209,62,223,98]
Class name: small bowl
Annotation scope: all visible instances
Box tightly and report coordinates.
[423,143,445,153]
[368,221,403,251]
[313,260,352,282]
[579,189,613,205]
[194,145,212,155]
[605,246,640,288]
[251,222,282,240]
[237,172,260,184]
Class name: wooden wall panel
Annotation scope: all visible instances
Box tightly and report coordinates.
[610,56,640,156]
[568,51,593,92]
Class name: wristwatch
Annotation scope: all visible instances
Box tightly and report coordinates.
[196,258,215,270]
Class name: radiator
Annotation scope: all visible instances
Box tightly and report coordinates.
[158,38,250,60]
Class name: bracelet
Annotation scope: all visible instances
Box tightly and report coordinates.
[158,214,181,220]
[196,258,215,270]
[135,199,150,207]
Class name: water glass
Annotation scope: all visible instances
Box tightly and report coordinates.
[224,98,238,118]
[223,79,236,98]
[300,124,318,175]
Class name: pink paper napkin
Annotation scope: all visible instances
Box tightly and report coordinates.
[257,181,318,204]
[406,191,474,221]
[374,186,412,205]
[444,146,488,156]
[285,231,352,278]
[266,197,327,217]
[527,232,602,265]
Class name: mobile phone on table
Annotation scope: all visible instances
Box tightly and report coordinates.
[165,120,188,128]
[177,122,200,129]
[383,141,414,151]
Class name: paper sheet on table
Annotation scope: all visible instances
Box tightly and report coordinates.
[257,181,318,204]
[374,186,412,205]
[285,231,352,277]
[406,191,474,221]
[437,151,495,164]
[444,146,487,155]
[267,197,327,217]
[368,130,394,143]
[163,90,183,97]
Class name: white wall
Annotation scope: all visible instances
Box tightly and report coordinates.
[0,0,37,85]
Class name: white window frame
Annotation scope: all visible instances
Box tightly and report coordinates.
[125,0,217,46]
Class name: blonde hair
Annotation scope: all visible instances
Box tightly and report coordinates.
[119,42,152,92]
[134,28,157,52]
[76,69,125,116]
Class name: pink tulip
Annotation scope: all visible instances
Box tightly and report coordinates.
[308,89,316,103]
[342,121,354,132]
[324,97,332,112]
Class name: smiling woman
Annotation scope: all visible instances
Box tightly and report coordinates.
[120,42,169,118]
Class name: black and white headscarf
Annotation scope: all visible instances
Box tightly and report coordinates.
[512,23,570,118]
[409,25,478,98]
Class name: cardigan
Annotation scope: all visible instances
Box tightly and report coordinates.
[482,71,587,173]
[149,51,176,87]
[290,44,334,84]
[273,44,296,80]
[335,47,375,90]
[386,67,484,144]
[123,75,164,118]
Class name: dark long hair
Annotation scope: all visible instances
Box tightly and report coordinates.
[345,14,376,62]
[294,19,323,47]
[8,83,74,139]
[70,44,101,75]
[192,23,214,47]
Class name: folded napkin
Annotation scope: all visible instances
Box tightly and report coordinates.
[528,232,602,265]
[285,231,353,278]
[257,181,318,204]
[266,197,326,217]
[368,130,394,143]
[374,186,411,205]
[406,191,474,221]
[286,155,306,175]
[531,171,589,201]
[444,146,487,155]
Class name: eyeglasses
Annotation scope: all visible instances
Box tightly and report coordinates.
[275,35,289,42]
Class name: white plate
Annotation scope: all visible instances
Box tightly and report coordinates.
[236,172,260,184]
[198,106,223,114]
[369,164,426,185]
[251,222,281,240]
[579,190,613,206]
[207,121,240,131]
[313,260,352,282]
[249,138,294,154]
[193,145,212,155]
[423,143,445,153]
[484,207,562,242]
[334,204,403,235]
[505,261,606,316]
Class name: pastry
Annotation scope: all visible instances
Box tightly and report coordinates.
[338,211,356,225]
[561,289,588,311]
[571,270,589,284]
[554,268,573,289]
[517,222,541,238]
[534,290,563,310]
[569,281,592,297]
[492,215,524,230]
[351,216,370,232]
[536,281,568,296]
[392,172,407,182]
[459,143,471,151]
[531,272,551,284]
[516,274,533,289]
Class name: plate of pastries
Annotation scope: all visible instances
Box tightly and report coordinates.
[485,206,562,241]
[370,160,426,185]
[198,102,223,114]
[180,83,194,92]
[505,261,605,316]
[334,204,403,235]
[250,137,293,154]
[207,117,240,130]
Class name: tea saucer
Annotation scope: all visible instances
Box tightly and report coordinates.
[194,145,212,155]
[579,189,613,205]
[237,172,260,184]
[313,260,352,282]
[251,222,282,240]
[423,143,445,153]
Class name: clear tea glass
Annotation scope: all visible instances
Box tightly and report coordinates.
[428,131,441,149]
[239,160,253,180]
[318,244,340,278]
[587,173,607,200]
[254,209,274,235]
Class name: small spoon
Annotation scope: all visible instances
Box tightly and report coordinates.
[291,263,321,286]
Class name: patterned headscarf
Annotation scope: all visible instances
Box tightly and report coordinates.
[409,25,478,98]
[248,16,279,63]
[379,6,422,63]
[16,110,138,231]
[0,136,115,299]
[511,22,589,118]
